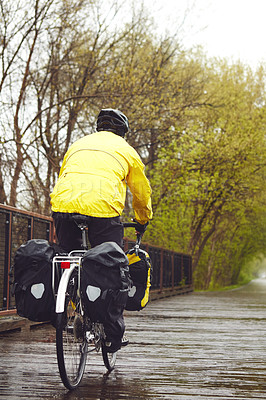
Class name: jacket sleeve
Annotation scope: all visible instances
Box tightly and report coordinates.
[126,150,153,224]
[58,150,69,177]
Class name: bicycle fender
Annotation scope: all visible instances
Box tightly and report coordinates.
[56,265,76,313]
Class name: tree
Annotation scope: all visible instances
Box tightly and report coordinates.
[1,0,192,212]
[148,60,266,288]
[0,0,56,205]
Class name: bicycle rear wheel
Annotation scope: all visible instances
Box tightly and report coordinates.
[56,269,87,390]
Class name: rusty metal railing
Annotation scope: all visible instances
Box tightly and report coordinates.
[0,204,193,314]
[0,205,54,314]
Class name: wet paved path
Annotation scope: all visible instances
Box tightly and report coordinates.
[1,279,266,399]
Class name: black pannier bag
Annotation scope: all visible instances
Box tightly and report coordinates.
[81,241,130,323]
[125,248,152,311]
[12,239,56,322]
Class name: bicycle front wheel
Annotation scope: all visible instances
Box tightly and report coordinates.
[102,346,117,371]
[56,269,87,390]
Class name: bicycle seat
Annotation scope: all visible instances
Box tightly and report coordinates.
[70,214,91,225]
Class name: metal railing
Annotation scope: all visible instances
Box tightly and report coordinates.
[0,205,54,314]
[0,204,193,314]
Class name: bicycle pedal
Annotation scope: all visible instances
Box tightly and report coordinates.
[86,332,94,342]
[66,326,74,334]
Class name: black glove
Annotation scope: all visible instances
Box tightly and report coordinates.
[134,220,149,233]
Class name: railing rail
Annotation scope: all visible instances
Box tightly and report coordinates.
[0,204,193,314]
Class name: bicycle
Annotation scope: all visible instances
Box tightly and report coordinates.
[52,217,142,390]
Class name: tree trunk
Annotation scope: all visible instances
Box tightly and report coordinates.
[9,141,23,206]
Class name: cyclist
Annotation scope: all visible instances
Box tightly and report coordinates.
[50,108,153,352]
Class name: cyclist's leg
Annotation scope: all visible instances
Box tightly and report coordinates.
[52,212,83,252]
[87,216,124,249]
[87,216,127,353]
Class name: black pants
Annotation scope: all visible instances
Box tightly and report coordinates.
[52,212,124,252]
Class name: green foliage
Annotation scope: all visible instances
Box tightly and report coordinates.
[148,60,266,289]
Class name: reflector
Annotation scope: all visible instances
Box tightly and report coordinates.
[61,261,71,269]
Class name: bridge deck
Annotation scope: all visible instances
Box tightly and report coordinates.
[1,279,266,399]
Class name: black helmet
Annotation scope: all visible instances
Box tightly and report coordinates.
[96,108,129,137]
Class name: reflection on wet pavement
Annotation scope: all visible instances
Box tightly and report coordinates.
[1,279,266,399]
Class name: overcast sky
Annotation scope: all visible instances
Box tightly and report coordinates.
[145,0,266,68]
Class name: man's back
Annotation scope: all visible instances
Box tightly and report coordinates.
[50,130,152,223]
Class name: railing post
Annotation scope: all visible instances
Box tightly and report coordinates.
[171,252,174,290]
[4,212,12,311]
[181,254,184,285]
[160,248,164,292]
[189,256,193,285]
[28,216,33,240]
[124,237,128,252]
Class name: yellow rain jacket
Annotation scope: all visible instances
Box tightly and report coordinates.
[50,131,153,224]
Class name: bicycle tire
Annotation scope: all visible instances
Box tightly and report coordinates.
[101,346,117,371]
[56,269,88,390]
